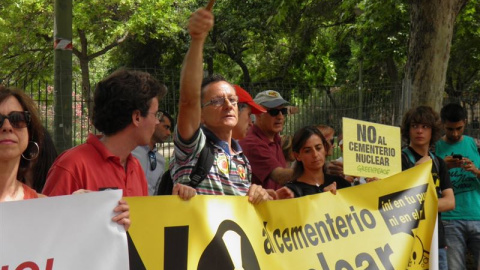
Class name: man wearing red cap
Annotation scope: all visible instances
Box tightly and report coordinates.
[232,85,266,140]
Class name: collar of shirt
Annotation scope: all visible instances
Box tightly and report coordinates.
[251,124,282,145]
[201,126,243,156]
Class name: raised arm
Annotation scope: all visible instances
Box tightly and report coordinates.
[177,9,214,141]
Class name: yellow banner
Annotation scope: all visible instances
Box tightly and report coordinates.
[126,162,437,270]
[342,117,402,178]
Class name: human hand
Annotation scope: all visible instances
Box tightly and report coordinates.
[460,158,478,174]
[323,182,337,195]
[72,189,92,195]
[366,177,380,183]
[267,187,295,200]
[325,160,344,178]
[444,155,463,169]
[247,184,270,204]
[188,8,214,40]
[172,183,197,200]
[112,199,131,231]
[415,155,432,166]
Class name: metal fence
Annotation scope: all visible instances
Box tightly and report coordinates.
[5,72,480,158]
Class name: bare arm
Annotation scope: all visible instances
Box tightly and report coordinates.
[269,167,294,185]
[438,188,455,212]
[177,9,214,141]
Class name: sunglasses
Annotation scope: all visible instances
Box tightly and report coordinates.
[202,96,239,108]
[267,108,288,117]
[148,151,157,171]
[0,111,30,129]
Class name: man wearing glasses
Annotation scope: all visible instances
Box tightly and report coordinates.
[43,69,167,197]
[132,110,174,195]
[168,7,269,203]
[239,90,293,190]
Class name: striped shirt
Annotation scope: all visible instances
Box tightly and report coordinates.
[171,126,251,195]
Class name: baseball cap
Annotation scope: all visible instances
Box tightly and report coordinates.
[234,85,267,114]
[253,90,289,109]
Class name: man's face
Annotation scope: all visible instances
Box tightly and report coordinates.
[201,81,238,132]
[140,98,160,145]
[152,116,172,144]
[256,106,286,137]
[232,104,252,140]
[409,123,432,147]
[443,120,465,143]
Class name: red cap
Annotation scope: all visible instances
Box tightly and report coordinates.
[234,85,267,114]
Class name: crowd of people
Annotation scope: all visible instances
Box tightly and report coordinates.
[2,6,480,270]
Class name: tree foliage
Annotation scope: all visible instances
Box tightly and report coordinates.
[1,0,479,114]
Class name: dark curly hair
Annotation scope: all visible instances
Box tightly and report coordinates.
[92,69,167,135]
[401,106,442,146]
[291,125,330,181]
[440,103,467,123]
[200,74,232,102]
[0,85,44,180]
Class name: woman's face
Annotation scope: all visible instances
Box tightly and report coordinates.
[0,96,29,162]
[295,134,326,172]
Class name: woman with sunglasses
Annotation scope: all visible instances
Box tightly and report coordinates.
[284,125,351,197]
[0,86,130,229]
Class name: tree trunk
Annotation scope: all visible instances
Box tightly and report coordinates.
[403,0,467,112]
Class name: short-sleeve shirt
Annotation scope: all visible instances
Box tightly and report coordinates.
[22,184,39,200]
[239,125,286,190]
[43,134,148,197]
[435,136,480,220]
[132,145,166,195]
[170,126,251,195]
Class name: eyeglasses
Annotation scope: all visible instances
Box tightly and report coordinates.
[149,111,163,120]
[0,111,30,129]
[148,150,157,171]
[202,96,239,108]
[267,108,288,117]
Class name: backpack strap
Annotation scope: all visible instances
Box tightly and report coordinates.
[402,148,416,166]
[402,148,439,173]
[189,140,215,188]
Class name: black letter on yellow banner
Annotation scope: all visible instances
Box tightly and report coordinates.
[198,220,260,270]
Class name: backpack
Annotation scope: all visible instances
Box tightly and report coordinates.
[401,148,439,174]
[155,141,215,195]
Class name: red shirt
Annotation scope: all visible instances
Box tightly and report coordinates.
[22,184,39,199]
[239,125,286,190]
[43,134,148,197]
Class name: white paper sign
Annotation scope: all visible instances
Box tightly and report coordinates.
[0,190,128,270]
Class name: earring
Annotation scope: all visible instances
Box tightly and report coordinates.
[22,141,40,161]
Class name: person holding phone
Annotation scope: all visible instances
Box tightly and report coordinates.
[435,103,480,269]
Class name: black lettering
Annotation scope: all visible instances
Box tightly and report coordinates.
[273,229,284,253]
[355,253,379,269]
[375,243,394,269]
[282,228,293,252]
[357,124,367,142]
[325,214,339,240]
[304,224,319,246]
[336,216,348,237]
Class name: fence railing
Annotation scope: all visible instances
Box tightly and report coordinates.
[5,75,480,158]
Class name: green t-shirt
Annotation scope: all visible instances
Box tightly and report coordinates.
[435,136,480,220]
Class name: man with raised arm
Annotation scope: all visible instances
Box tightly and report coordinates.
[169,7,269,203]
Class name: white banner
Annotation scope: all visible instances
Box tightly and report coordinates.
[0,190,128,270]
